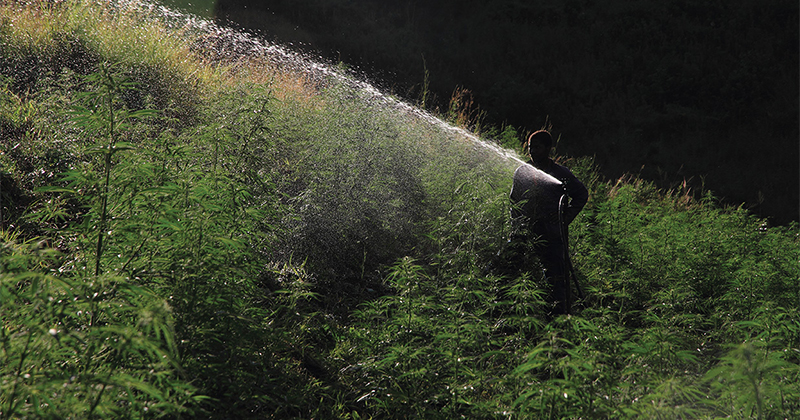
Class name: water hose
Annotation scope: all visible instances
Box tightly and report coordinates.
[558,193,585,304]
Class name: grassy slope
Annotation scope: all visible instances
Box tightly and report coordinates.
[1,1,798,419]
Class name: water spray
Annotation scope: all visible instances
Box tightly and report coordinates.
[110,0,526,167]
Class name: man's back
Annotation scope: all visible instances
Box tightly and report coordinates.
[510,162,563,223]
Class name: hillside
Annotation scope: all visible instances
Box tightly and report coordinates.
[1,1,798,419]
[214,0,800,226]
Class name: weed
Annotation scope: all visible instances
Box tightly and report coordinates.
[2,2,798,419]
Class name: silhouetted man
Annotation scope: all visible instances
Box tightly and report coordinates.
[510,130,588,316]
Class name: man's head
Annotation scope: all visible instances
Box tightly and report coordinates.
[527,130,552,163]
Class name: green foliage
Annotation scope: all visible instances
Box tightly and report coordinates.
[705,340,799,419]
[69,62,159,276]
[0,232,199,419]
[1,2,798,419]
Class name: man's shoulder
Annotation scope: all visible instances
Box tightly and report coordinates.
[513,162,536,178]
[546,162,575,178]
[513,162,562,190]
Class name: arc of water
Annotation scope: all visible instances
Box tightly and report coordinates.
[112,0,527,166]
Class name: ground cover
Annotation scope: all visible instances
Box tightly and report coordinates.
[1,1,798,419]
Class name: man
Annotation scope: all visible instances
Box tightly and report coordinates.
[509,129,588,316]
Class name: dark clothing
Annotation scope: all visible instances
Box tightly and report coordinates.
[509,159,588,315]
[510,160,588,225]
[510,163,563,224]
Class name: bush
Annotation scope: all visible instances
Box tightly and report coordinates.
[2,2,798,419]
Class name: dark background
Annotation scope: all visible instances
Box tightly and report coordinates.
[211,0,799,225]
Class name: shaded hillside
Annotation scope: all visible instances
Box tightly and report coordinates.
[214,0,799,224]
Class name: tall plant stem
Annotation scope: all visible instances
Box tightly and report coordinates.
[95,76,116,277]
[94,150,111,276]
[87,364,116,419]
[3,331,33,420]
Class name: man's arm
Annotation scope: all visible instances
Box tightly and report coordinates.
[563,174,588,225]
[550,164,587,225]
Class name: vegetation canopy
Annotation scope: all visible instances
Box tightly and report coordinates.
[0,1,798,419]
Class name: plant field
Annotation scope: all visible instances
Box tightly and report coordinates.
[1,2,798,419]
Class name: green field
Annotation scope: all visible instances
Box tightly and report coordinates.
[1,1,798,419]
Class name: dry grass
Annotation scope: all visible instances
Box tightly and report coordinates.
[1,0,327,117]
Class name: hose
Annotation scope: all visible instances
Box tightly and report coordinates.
[558,194,585,302]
